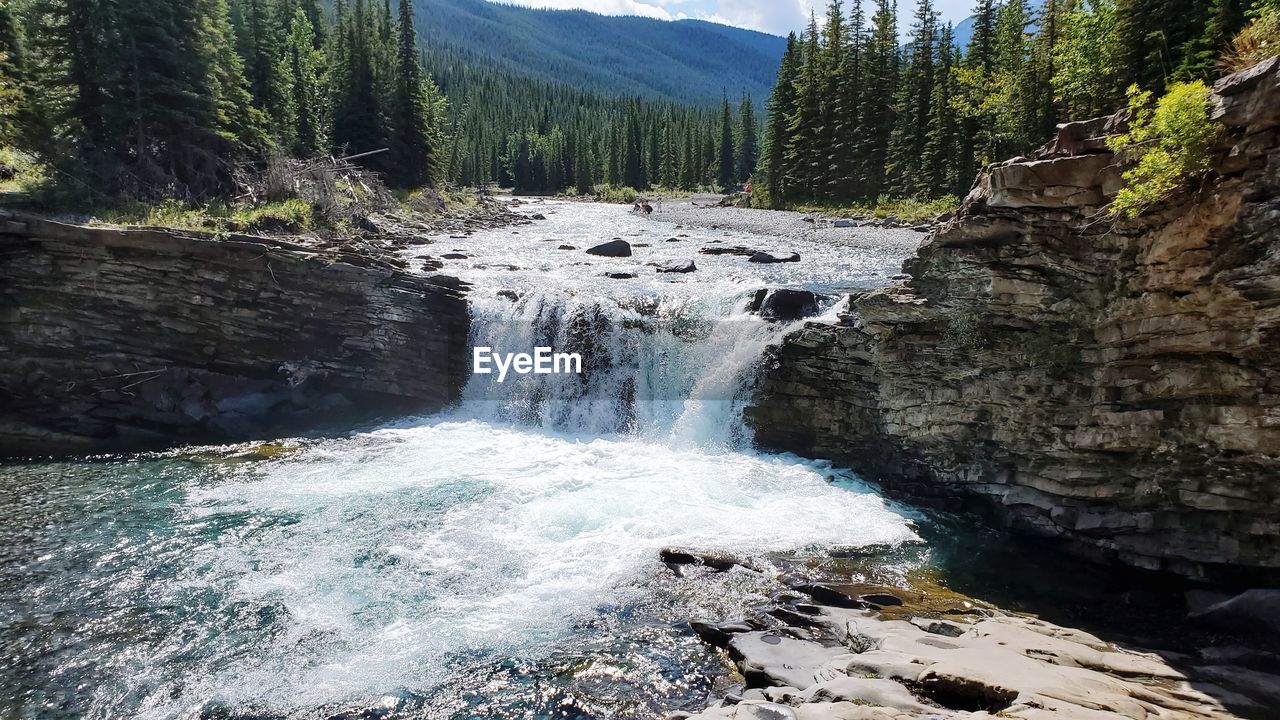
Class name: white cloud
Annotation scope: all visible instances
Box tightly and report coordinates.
[705,0,813,35]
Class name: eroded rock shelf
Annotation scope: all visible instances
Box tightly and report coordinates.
[746,59,1280,581]
[0,213,470,456]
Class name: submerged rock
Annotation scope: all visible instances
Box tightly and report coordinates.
[748,251,801,264]
[757,290,820,322]
[586,239,632,257]
[658,260,697,274]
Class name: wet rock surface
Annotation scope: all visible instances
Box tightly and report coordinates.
[0,212,470,457]
[587,239,633,257]
[667,550,1276,720]
[746,60,1280,581]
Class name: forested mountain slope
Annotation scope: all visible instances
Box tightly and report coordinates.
[413,0,787,104]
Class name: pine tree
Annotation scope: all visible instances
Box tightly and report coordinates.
[922,23,961,196]
[735,93,758,184]
[717,96,735,190]
[233,0,292,144]
[887,0,937,197]
[0,3,32,147]
[760,33,801,205]
[785,14,825,200]
[829,0,866,200]
[387,0,436,186]
[859,0,899,201]
[955,0,999,183]
[201,0,269,152]
[1053,0,1126,118]
[282,6,323,155]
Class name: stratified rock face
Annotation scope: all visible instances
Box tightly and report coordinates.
[746,60,1280,581]
[0,213,470,456]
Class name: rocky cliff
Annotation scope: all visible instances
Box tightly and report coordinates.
[0,212,470,457]
[746,58,1280,582]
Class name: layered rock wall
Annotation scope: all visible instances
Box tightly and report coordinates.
[747,59,1280,581]
[0,212,470,456]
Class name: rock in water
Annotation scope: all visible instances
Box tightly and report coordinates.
[605,271,637,279]
[748,251,801,264]
[586,239,632,257]
[759,290,820,322]
[658,260,697,274]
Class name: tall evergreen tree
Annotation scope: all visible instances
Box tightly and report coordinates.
[735,93,758,184]
[887,0,937,197]
[760,33,801,205]
[717,96,735,190]
[859,0,899,200]
[388,0,437,186]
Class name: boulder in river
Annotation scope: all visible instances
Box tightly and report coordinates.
[557,244,576,250]
[758,289,820,322]
[748,251,801,264]
[605,271,637,279]
[700,245,755,256]
[586,239,632,257]
[657,260,697,274]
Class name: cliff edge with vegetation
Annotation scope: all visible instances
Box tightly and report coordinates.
[0,212,469,457]
[746,58,1280,582]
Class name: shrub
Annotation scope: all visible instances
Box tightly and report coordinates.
[1222,5,1280,73]
[593,184,638,204]
[1106,81,1220,219]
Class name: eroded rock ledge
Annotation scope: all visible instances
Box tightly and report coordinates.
[746,59,1280,581]
[0,212,470,456]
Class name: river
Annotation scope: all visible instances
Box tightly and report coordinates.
[0,200,931,719]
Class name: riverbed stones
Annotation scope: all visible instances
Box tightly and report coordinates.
[586,239,632,257]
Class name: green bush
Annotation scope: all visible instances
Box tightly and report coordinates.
[1107,81,1220,219]
[1223,6,1280,73]
[593,184,639,204]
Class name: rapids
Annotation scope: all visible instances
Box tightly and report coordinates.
[0,200,928,719]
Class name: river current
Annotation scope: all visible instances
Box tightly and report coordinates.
[0,200,928,719]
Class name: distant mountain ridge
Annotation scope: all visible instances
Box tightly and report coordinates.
[413,0,788,105]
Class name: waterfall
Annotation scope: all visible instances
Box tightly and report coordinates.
[461,289,803,449]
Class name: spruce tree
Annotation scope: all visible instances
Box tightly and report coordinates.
[283,6,323,155]
[388,0,436,186]
[860,0,898,201]
[956,0,998,185]
[735,93,757,184]
[785,14,825,200]
[922,23,961,196]
[829,0,866,200]
[717,96,735,190]
[760,33,801,205]
[887,0,937,197]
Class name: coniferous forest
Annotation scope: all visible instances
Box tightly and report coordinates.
[757,0,1279,208]
[0,0,1277,207]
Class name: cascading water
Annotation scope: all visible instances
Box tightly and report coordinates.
[0,200,928,719]
[464,290,781,447]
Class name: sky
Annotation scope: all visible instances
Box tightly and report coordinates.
[484,0,979,38]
